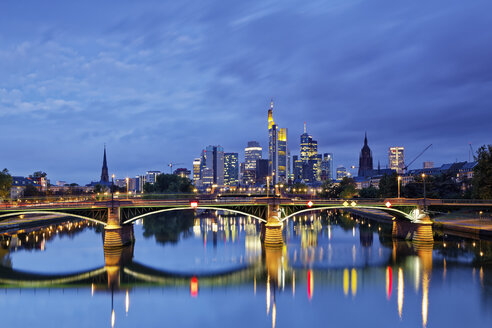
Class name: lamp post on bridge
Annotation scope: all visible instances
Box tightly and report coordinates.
[397,176,402,199]
[421,173,426,211]
[111,174,115,213]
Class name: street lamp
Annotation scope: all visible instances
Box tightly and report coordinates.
[111,174,115,212]
[421,173,426,210]
[397,176,402,199]
[125,177,129,199]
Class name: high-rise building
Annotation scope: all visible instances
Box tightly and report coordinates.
[293,155,303,182]
[277,128,288,182]
[193,158,201,184]
[389,147,405,174]
[200,145,224,186]
[268,100,288,184]
[298,123,320,183]
[358,133,373,177]
[245,141,262,171]
[224,153,239,186]
[100,145,109,184]
[336,166,349,180]
[321,153,334,181]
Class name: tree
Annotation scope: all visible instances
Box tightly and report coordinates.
[0,169,13,202]
[472,145,492,199]
[93,184,108,194]
[378,172,398,198]
[144,174,193,193]
[359,186,380,198]
[23,184,40,197]
[30,171,47,179]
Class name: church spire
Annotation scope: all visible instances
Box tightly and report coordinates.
[364,132,368,146]
[100,145,109,184]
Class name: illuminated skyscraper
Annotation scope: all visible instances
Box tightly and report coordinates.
[268,100,288,184]
[193,158,201,184]
[224,153,239,186]
[358,133,373,177]
[389,147,405,174]
[299,123,320,183]
[245,141,262,171]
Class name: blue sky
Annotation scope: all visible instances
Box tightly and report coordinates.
[1,0,491,184]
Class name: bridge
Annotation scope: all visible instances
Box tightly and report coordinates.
[0,196,462,247]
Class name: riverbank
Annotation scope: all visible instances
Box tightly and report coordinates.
[347,208,492,240]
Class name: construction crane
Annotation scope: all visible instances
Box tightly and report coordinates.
[469,143,475,162]
[404,144,432,172]
[168,162,184,173]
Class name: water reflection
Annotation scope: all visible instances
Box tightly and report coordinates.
[0,210,491,327]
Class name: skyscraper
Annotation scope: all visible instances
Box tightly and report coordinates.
[224,153,239,186]
[268,100,288,184]
[201,145,224,186]
[299,123,320,183]
[193,158,201,185]
[321,153,333,181]
[358,133,373,177]
[100,145,109,184]
[245,141,262,171]
[389,147,405,174]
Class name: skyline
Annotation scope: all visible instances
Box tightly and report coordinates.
[1,0,491,183]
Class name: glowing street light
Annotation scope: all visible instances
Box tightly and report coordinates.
[397,176,402,199]
[190,201,199,208]
[307,201,313,208]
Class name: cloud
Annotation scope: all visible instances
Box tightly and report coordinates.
[0,0,491,183]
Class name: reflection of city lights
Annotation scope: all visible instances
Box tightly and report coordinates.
[267,275,271,315]
[386,266,393,300]
[111,309,115,328]
[272,302,276,328]
[343,268,349,296]
[292,271,296,297]
[351,269,357,297]
[191,276,198,297]
[125,290,130,315]
[398,268,404,319]
[422,272,429,327]
[307,270,313,300]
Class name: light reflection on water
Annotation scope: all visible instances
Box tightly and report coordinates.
[0,211,491,327]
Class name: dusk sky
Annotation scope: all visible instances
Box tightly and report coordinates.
[1,0,491,184]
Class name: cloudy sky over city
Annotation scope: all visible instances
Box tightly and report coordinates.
[1,0,491,183]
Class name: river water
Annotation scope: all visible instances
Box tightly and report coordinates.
[0,210,491,327]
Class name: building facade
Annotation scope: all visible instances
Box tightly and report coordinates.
[224,153,239,186]
[389,146,405,174]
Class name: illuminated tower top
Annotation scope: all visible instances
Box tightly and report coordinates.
[268,99,275,130]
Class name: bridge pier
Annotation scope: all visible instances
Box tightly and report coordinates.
[392,219,433,243]
[104,207,135,248]
[262,202,284,247]
[104,243,134,289]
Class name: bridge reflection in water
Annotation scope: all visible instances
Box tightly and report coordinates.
[0,210,490,328]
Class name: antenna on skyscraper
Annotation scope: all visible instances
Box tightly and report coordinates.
[304,122,306,134]
[270,98,273,109]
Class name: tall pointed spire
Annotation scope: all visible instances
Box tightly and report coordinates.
[364,132,368,145]
[100,145,109,184]
[304,122,307,134]
[270,98,273,109]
